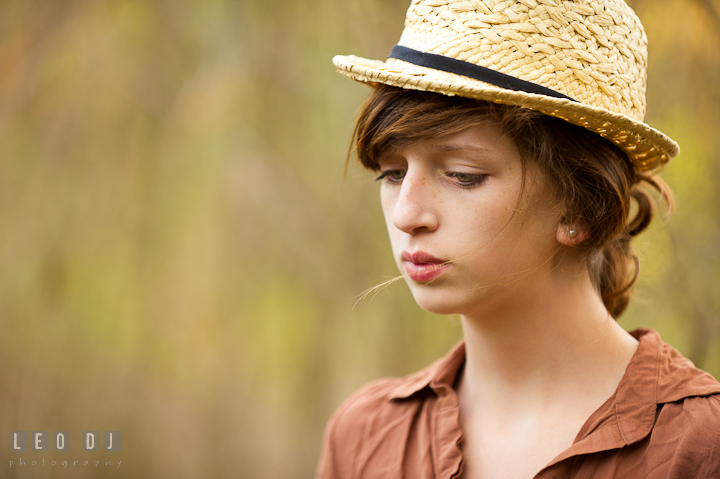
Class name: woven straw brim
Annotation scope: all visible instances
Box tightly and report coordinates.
[334,54,679,173]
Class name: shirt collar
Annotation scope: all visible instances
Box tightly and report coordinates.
[549,328,720,467]
[388,329,720,438]
[386,328,720,474]
[388,339,466,400]
[614,328,720,440]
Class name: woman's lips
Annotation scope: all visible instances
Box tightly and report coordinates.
[401,251,450,282]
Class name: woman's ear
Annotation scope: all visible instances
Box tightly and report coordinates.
[556,224,587,246]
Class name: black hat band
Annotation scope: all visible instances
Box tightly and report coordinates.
[388,45,577,102]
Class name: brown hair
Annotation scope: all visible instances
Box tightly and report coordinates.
[350,85,673,318]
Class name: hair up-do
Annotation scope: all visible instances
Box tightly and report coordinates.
[351,85,674,318]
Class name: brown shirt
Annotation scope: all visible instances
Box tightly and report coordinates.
[316,329,720,478]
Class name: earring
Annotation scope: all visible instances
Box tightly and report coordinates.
[568,229,577,238]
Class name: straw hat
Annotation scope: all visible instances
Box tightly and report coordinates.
[333,0,678,172]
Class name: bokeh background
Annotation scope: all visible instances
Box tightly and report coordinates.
[0,0,718,477]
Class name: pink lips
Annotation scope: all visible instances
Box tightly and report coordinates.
[401,251,450,282]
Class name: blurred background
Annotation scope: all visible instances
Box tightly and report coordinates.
[0,0,718,477]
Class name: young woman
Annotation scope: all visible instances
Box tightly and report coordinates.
[317,1,720,478]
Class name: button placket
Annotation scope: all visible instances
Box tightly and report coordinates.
[432,386,464,478]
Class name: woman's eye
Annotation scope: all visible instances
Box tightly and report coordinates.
[375,170,406,183]
[446,172,485,187]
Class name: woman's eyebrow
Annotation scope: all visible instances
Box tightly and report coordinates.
[426,143,491,153]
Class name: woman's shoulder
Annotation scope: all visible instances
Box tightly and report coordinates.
[656,390,720,440]
[325,367,434,441]
[646,328,720,407]
[316,343,465,478]
[643,329,720,457]
[329,376,409,425]
[646,394,720,477]
[326,341,465,435]
[315,373,432,479]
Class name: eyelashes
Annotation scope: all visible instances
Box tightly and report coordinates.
[375,170,406,182]
[376,170,486,189]
[445,172,486,188]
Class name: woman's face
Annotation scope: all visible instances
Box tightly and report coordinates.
[378,123,564,316]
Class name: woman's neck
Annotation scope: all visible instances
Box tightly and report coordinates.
[457,260,638,417]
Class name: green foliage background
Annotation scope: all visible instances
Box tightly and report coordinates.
[0,0,718,477]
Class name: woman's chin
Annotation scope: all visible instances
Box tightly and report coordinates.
[408,287,468,316]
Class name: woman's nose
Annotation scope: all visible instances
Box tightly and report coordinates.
[391,171,439,234]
